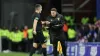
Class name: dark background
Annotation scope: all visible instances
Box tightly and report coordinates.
[0,0,96,29]
[0,0,61,29]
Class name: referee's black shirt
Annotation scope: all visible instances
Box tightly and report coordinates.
[32,12,42,31]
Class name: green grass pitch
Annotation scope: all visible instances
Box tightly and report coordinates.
[0,52,41,56]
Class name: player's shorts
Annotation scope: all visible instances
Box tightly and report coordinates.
[33,31,46,44]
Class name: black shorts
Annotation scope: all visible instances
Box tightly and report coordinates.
[33,31,46,44]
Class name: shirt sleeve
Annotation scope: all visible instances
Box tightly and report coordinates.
[34,17,39,20]
[32,13,40,21]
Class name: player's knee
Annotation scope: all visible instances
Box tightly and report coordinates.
[42,43,46,48]
[33,43,38,48]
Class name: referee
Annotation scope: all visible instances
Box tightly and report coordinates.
[29,4,47,56]
[46,8,67,56]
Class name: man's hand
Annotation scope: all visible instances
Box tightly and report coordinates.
[33,31,37,35]
[46,21,50,24]
[41,21,46,24]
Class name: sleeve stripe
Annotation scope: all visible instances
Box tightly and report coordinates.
[35,17,39,20]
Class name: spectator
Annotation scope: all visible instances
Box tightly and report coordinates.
[97,27,100,42]
[76,25,89,42]
[11,26,19,51]
[23,26,28,39]
[1,27,10,52]
[87,24,97,42]
[68,26,76,42]
[22,26,29,52]
[95,20,100,28]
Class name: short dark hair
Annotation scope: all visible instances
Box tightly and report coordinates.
[35,4,42,10]
[51,8,57,12]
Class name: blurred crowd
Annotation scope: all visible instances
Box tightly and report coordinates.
[64,16,100,42]
[0,26,33,52]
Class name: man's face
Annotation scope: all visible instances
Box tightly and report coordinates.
[51,11,57,17]
[24,26,28,30]
[39,6,42,13]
